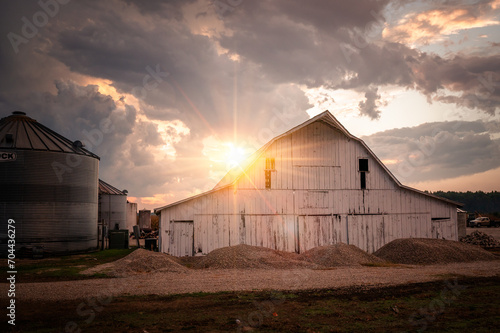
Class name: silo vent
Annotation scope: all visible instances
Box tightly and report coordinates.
[12,111,26,116]
[72,140,85,149]
[5,134,14,144]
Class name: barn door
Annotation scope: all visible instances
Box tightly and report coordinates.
[172,221,194,256]
[297,215,333,253]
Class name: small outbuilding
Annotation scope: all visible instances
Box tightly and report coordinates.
[155,111,462,256]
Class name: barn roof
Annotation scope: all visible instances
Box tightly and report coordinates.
[155,111,461,212]
[0,111,100,159]
[99,179,127,195]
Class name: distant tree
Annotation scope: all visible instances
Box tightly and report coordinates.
[432,191,500,214]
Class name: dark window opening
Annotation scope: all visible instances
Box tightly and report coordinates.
[360,172,366,189]
[359,158,369,172]
[265,170,272,189]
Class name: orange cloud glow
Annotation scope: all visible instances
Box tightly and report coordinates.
[383,4,500,45]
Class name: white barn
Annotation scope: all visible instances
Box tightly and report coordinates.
[155,111,460,256]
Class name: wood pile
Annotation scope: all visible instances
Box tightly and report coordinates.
[460,231,500,248]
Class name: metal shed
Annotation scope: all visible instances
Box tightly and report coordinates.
[0,111,100,256]
[155,111,462,256]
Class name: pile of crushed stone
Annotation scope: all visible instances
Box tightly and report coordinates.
[81,249,188,277]
[460,231,500,248]
[192,244,319,269]
[374,238,497,265]
[300,244,387,267]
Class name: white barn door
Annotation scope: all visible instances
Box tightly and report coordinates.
[172,221,194,256]
[297,215,336,253]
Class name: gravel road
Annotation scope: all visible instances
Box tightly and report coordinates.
[7,260,499,301]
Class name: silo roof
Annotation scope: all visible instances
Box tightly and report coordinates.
[99,179,127,195]
[0,111,99,159]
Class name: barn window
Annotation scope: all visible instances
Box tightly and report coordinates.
[359,159,368,189]
[266,157,275,170]
[360,172,366,189]
[359,159,368,172]
[265,157,275,189]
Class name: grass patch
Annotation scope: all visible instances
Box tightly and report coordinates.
[8,248,135,282]
[8,276,499,333]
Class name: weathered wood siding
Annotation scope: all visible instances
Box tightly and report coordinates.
[159,120,458,255]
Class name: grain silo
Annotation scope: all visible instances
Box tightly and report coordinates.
[139,209,151,230]
[0,111,100,256]
[98,179,127,230]
[126,201,138,232]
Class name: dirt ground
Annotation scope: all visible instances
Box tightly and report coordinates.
[11,260,500,301]
[2,239,499,332]
[4,276,500,332]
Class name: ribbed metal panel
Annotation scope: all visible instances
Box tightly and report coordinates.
[0,112,99,256]
[99,194,127,230]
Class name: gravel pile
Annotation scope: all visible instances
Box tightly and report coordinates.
[81,249,188,277]
[460,231,500,247]
[193,244,319,269]
[374,238,497,265]
[300,243,387,267]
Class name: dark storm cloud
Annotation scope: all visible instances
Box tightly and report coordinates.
[414,54,500,115]
[217,0,499,115]
[122,0,195,19]
[1,0,499,204]
[358,86,383,119]
[362,120,500,183]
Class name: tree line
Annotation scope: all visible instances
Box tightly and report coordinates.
[431,191,500,217]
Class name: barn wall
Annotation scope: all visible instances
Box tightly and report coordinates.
[159,121,458,255]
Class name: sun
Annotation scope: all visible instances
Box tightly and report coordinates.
[225,143,246,169]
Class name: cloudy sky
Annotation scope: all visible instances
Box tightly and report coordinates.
[1,0,499,210]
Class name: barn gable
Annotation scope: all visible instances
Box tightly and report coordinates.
[155,111,460,256]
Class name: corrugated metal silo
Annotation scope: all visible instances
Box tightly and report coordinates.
[98,179,127,230]
[0,111,100,256]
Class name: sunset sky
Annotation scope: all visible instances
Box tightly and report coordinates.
[1,0,499,210]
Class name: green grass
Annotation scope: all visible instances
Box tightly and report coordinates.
[10,248,135,282]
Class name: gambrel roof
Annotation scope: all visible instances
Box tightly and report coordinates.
[155,111,461,212]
